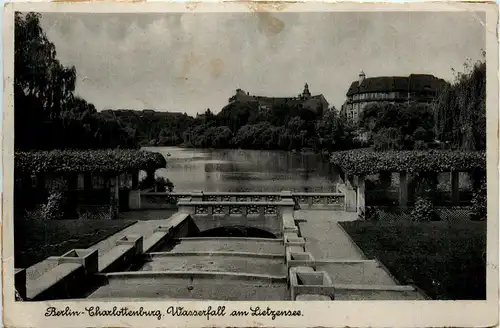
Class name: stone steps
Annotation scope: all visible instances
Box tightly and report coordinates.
[165,237,284,254]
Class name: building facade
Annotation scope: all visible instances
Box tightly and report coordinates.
[340,72,448,123]
[228,83,329,116]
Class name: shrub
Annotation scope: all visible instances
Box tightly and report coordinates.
[362,206,380,221]
[155,177,174,192]
[411,197,438,222]
[27,181,68,220]
[139,176,175,192]
[470,180,487,221]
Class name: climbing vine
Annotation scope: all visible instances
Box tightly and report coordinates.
[330,149,485,176]
[15,149,167,174]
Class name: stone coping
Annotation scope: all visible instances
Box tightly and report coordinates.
[27,263,82,300]
[289,270,335,300]
[295,294,332,300]
[98,244,136,273]
[292,192,344,197]
[101,270,287,283]
[142,191,344,196]
[203,192,285,196]
[178,200,295,206]
[175,237,283,243]
[332,284,416,292]
[146,251,285,259]
[141,192,192,196]
[335,222,369,260]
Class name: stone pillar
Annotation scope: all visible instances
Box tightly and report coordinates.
[342,175,357,212]
[109,175,119,219]
[399,172,408,207]
[356,175,365,218]
[191,191,203,201]
[280,190,293,201]
[451,171,460,205]
[128,190,141,210]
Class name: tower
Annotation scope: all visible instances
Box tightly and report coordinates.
[358,71,366,85]
[302,83,311,99]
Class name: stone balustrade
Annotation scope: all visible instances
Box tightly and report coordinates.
[137,190,345,211]
[292,192,344,209]
[177,199,296,218]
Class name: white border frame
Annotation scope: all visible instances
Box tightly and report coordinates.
[2,2,499,327]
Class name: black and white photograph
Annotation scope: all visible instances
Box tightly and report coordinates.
[2,2,499,327]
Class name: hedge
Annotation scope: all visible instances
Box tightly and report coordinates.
[15,149,167,174]
[330,149,486,176]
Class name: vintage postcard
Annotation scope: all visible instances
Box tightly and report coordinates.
[2,1,499,327]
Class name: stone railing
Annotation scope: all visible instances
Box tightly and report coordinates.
[136,191,345,211]
[138,192,192,209]
[177,199,295,218]
[201,192,283,203]
[292,192,344,210]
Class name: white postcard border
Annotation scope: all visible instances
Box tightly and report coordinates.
[2,2,499,327]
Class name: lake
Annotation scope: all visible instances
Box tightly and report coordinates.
[141,147,340,192]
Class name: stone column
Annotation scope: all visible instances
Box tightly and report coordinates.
[128,190,141,210]
[109,175,119,219]
[399,172,408,207]
[191,191,203,201]
[343,175,357,212]
[451,171,460,205]
[356,175,365,218]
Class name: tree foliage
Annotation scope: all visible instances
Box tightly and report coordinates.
[433,56,486,150]
[360,102,435,150]
[15,13,136,150]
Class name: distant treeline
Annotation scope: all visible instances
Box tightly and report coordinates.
[15,12,486,153]
[102,104,358,152]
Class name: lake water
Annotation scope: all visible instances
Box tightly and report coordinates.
[141,147,340,192]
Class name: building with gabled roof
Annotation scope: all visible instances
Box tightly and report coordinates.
[340,72,448,123]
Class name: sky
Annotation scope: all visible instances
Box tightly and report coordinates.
[38,11,486,115]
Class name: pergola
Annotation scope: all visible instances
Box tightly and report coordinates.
[331,150,486,216]
[14,149,167,218]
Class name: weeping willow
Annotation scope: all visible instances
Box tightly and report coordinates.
[433,54,486,151]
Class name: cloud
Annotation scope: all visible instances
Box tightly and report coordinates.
[38,11,486,115]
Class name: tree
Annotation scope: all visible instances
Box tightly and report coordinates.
[315,108,356,151]
[360,102,435,150]
[433,54,486,150]
[14,12,137,150]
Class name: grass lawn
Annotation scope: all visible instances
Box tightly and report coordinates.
[14,219,137,268]
[339,220,486,300]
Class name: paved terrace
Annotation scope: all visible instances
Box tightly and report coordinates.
[18,191,426,301]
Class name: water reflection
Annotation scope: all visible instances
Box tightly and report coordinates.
[142,147,339,192]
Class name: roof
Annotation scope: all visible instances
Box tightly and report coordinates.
[346,74,448,96]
